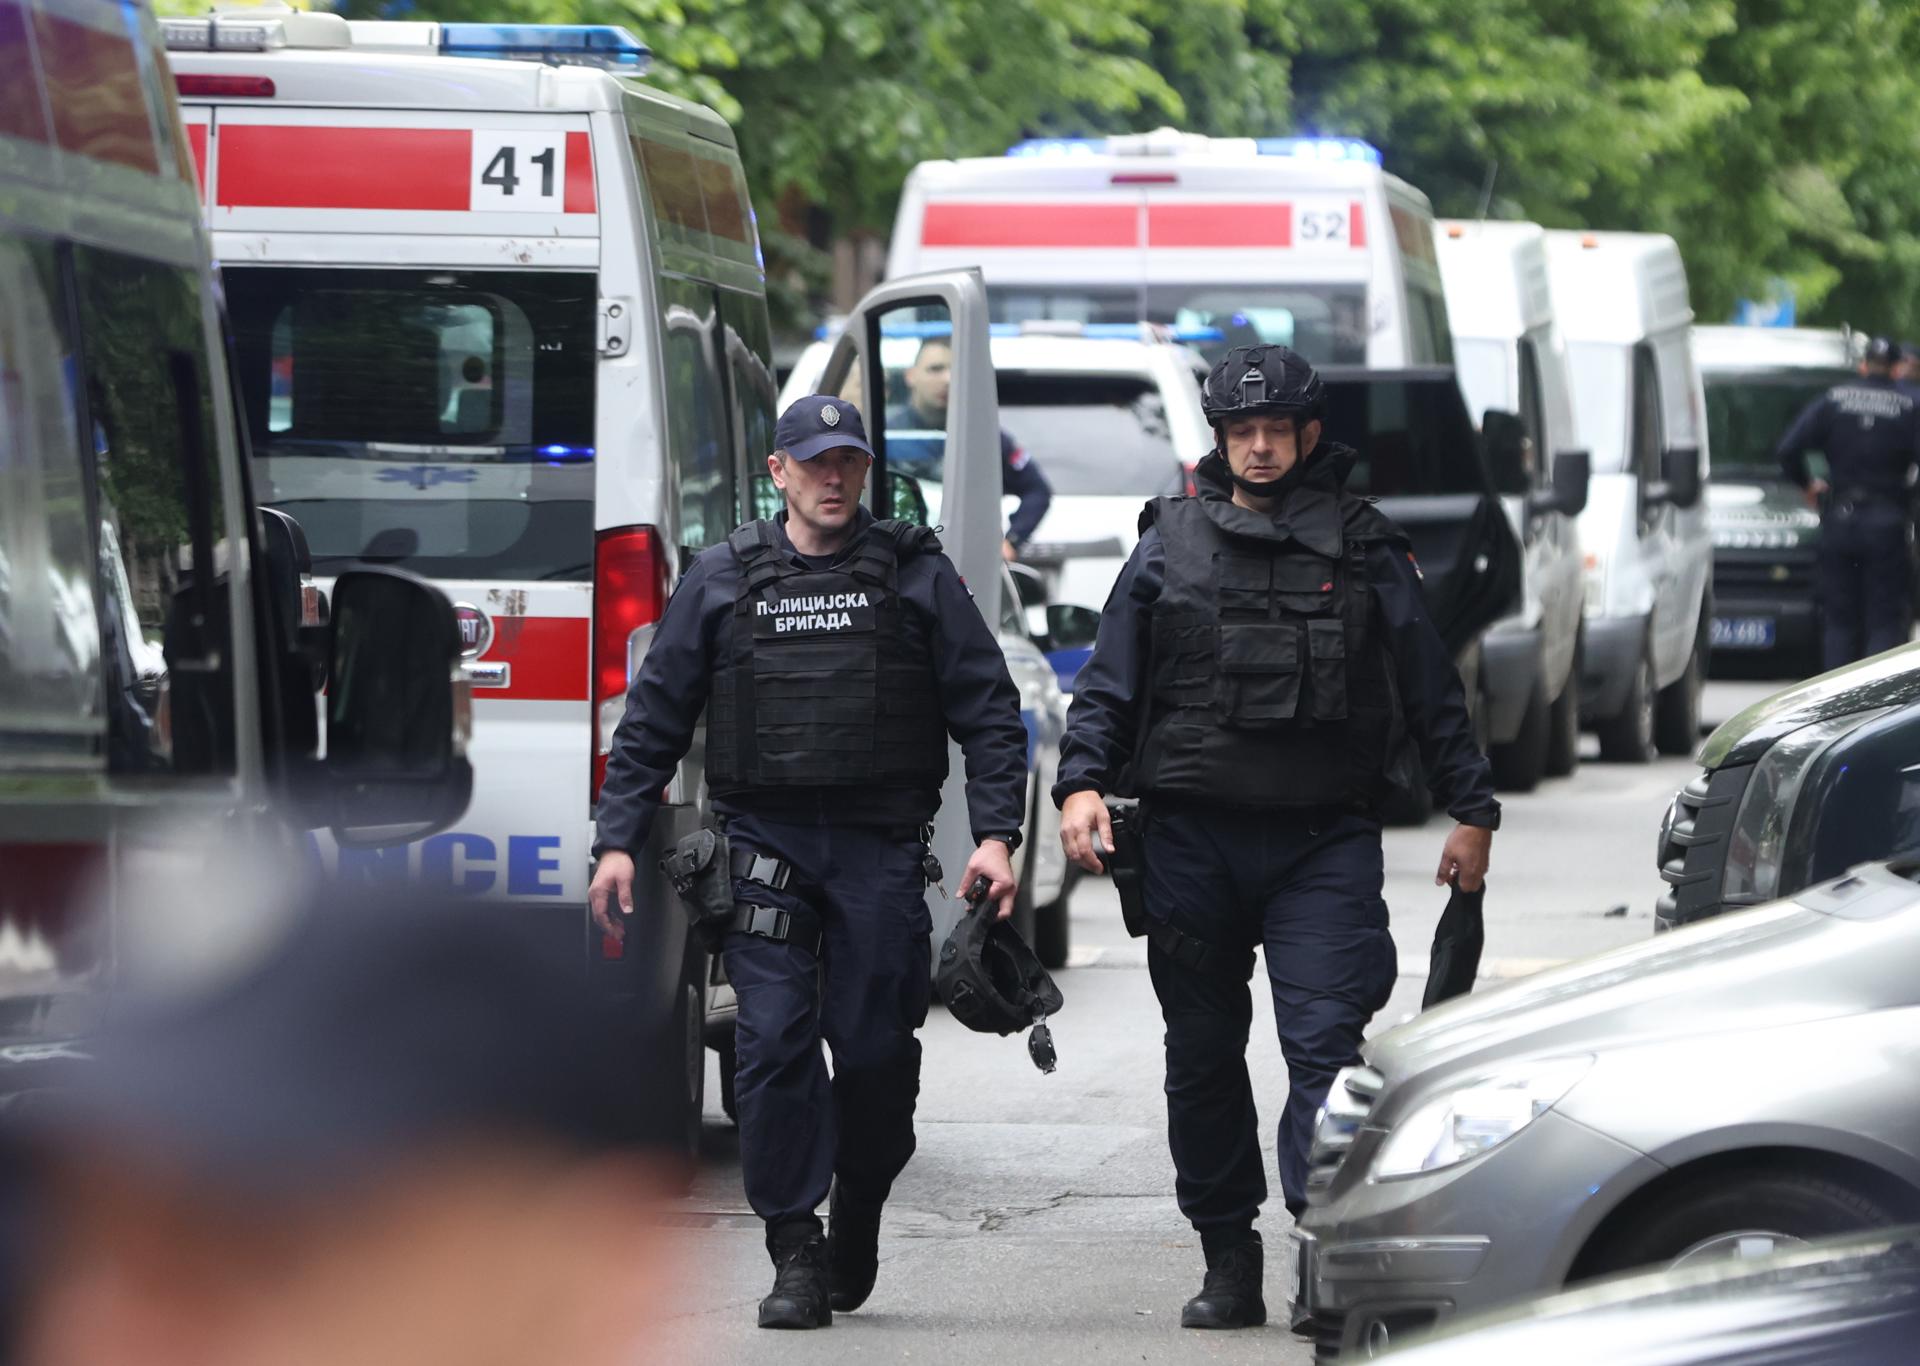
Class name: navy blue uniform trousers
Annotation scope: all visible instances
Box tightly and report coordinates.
[720,813,932,1239]
[1819,500,1913,670]
[1143,804,1397,1234]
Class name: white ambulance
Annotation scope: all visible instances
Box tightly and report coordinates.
[886,127,1455,369]
[1435,220,1590,791]
[1546,231,1711,762]
[166,9,1019,1149]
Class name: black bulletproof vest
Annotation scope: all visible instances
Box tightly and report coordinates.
[1135,495,1396,808]
[706,520,947,794]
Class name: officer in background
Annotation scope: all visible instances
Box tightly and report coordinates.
[1777,335,1920,669]
[588,395,1030,1331]
[892,336,1052,561]
[1054,346,1499,1330]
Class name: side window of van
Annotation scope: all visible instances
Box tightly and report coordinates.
[0,236,101,768]
[659,279,733,552]
[1516,339,1548,489]
[1630,342,1664,490]
[718,292,779,522]
[71,246,235,777]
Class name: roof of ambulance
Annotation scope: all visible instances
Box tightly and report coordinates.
[1543,229,1693,344]
[1434,219,1553,340]
[903,152,1420,199]
[1691,325,1855,374]
[171,42,734,144]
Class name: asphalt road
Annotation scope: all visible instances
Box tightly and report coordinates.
[657,681,1784,1363]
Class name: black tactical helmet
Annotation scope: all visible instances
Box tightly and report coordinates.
[1202,344,1326,425]
[935,897,1064,1064]
[1866,336,1900,370]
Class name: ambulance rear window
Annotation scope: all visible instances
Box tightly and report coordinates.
[988,284,1367,366]
[996,373,1186,497]
[225,267,597,580]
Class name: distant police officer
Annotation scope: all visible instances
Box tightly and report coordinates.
[1776,335,1920,669]
[1054,345,1500,1330]
[588,395,1030,1330]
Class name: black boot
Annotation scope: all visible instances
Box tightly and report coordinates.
[758,1235,832,1330]
[826,1186,882,1312]
[1181,1238,1266,1329]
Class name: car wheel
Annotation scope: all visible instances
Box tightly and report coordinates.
[717,1037,738,1125]
[1490,678,1550,792]
[1544,677,1581,778]
[669,975,705,1159]
[1579,1170,1903,1281]
[1596,653,1656,764]
[1653,634,1703,756]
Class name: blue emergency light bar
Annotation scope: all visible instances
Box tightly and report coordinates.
[438,24,650,71]
[1006,137,1106,158]
[1005,134,1382,164]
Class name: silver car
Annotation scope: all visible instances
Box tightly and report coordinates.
[1292,859,1920,1361]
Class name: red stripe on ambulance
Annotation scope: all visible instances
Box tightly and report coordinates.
[1350,200,1367,248]
[217,125,471,210]
[921,202,1136,249]
[1147,202,1292,248]
[186,122,208,192]
[563,129,595,213]
[476,616,590,702]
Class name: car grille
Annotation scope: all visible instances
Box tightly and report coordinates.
[1712,551,1815,598]
[1654,764,1754,929]
[1306,1064,1382,1197]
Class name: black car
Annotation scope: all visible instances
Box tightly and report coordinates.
[1380,1229,1920,1365]
[1657,641,1920,930]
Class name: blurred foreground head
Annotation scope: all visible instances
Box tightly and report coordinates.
[6,883,673,1366]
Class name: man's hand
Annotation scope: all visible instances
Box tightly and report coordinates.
[588,851,637,941]
[1805,477,1831,511]
[1060,790,1113,875]
[1435,824,1492,892]
[1001,538,1020,563]
[958,839,1018,921]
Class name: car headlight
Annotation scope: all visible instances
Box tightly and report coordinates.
[1372,1056,1593,1179]
[1722,708,1892,902]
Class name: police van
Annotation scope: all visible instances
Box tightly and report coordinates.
[1546,231,1711,762]
[1,0,470,1099]
[165,8,1021,1146]
[1435,220,1591,791]
[886,127,1455,369]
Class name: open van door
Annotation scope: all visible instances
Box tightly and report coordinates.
[1319,367,1523,652]
[806,268,1003,945]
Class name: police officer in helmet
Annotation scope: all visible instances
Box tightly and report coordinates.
[1055,345,1499,1329]
[589,394,1030,1330]
[1776,335,1920,670]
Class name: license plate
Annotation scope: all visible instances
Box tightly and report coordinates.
[1710,615,1776,649]
[1286,1230,1312,1317]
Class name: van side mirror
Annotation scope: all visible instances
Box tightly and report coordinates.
[1045,604,1102,651]
[314,567,473,847]
[1481,408,1531,496]
[257,507,328,683]
[1529,450,1591,519]
[1652,446,1703,510]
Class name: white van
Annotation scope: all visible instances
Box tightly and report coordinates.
[1692,326,1856,678]
[887,128,1456,368]
[1435,220,1590,790]
[168,11,1024,1147]
[1545,231,1711,761]
[2,0,468,1100]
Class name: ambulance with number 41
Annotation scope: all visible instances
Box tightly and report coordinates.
[165,7,1021,1153]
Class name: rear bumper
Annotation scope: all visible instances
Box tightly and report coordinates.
[1480,627,1543,747]
[1578,613,1647,721]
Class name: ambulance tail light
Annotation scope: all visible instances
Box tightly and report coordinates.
[174,74,276,98]
[592,526,669,802]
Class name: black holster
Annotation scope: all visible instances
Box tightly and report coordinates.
[660,827,734,945]
[1104,800,1150,939]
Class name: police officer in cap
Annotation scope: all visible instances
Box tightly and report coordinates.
[589,394,1030,1330]
[1054,344,1499,1329]
[1776,334,1920,669]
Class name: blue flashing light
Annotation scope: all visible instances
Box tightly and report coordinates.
[538,443,595,462]
[1170,326,1226,343]
[1006,137,1108,158]
[438,24,651,72]
[1256,136,1382,165]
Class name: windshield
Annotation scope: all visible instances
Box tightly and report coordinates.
[997,373,1188,497]
[1452,338,1511,427]
[1706,368,1852,478]
[1567,342,1629,472]
[224,267,598,579]
[988,283,1369,365]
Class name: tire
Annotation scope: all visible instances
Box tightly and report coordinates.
[1580,1169,1902,1282]
[717,1038,738,1125]
[1034,884,1071,971]
[1544,666,1581,778]
[1490,678,1549,792]
[664,975,706,1160]
[1653,634,1704,756]
[1596,652,1656,764]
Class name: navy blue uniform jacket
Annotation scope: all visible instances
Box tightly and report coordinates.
[594,509,1030,857]
[1776,375,1920,503]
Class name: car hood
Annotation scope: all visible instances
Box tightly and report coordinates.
[1698,640,1920,769]
[1367,863,1920,1085]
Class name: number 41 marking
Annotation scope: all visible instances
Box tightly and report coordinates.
[471,133,566,211]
